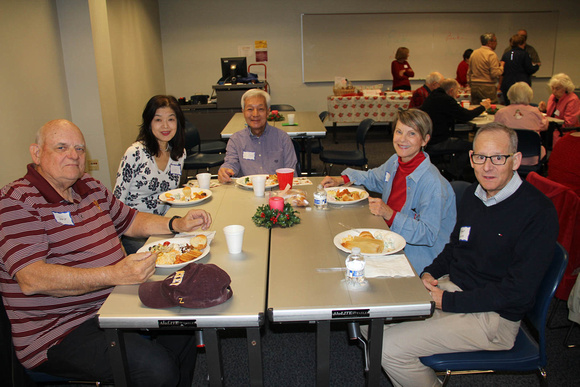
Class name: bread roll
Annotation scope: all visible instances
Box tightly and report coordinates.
[342,236,384,254]
[190,235,207,250]
[182,186,191,198]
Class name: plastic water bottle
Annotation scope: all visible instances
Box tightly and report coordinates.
[314,184,327,210]
[345,247,365,286]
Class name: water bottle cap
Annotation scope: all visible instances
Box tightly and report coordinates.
[352,247,361,254]
[317,184,323,189]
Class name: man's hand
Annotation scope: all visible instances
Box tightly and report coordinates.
[113,252,157,285]
[320,176,344,188]
[368,197,393,220]
[480,99,492,110]
[218,167,235,183]
[173,209,212,233]
[421,273,443,309]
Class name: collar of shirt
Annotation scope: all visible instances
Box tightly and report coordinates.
[24,163,89,204]
[475,172,522,207]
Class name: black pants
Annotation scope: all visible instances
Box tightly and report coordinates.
[33,317,197,387]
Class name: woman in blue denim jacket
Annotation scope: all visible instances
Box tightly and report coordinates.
[322,109,456,272]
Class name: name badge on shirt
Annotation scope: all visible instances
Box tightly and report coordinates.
[554,109,560,117]
[243,151,256,160]
[459,226,471,242]
[53,211,74,226]
[170,163,182,175]
[384,172,391,182]
[404,64,408,68]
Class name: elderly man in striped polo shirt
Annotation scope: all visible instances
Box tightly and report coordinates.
[0,119,212,386]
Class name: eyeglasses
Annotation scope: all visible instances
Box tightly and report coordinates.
[471,153,513,165]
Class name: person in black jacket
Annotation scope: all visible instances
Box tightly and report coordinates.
[373,123,559,387]
[500,34,539,105]
[421,79,491,178]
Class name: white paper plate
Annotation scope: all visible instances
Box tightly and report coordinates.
[138,236,210,269]
[159,188,212,206]
[334,228,406,256]
[236,175,278,189]
[325,187,369,204]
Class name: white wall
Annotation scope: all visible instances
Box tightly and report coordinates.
[159,0,580,113]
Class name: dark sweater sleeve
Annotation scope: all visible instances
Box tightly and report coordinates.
[449,98,485,123]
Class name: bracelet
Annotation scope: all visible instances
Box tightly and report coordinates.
[168,215,181,234]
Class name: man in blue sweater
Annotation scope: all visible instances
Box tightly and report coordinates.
[378,123,559,387]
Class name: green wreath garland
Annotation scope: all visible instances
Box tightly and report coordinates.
[252,203,300,228]
[267,112,284,121]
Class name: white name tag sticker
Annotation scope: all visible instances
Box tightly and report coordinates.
[459,226,471,242]
[554,109,560,116]
[170,163,182,175]
[404,64,408,68]
[53,211,74,226]
[384,172,391,182]
[243,151,256,160]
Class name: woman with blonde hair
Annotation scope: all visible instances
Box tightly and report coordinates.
[391,47,415,91]
[321,109,456,273]
[539,73,580,128]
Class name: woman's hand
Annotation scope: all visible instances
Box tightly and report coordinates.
[368,197,394,220]
[538,101,547,113]
[320,176,344,188]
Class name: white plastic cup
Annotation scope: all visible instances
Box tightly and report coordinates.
[223,225,245,254]
[462,100,470,109]
[196,173,211,189]
[251,175,268,197]
[287,114,295,125]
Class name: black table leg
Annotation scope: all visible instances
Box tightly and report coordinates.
[203,328,224,386]
[246,327,263,386]
[105,328,130,387]
[316,320,331,386]
[367,318,385,387]
[333,123,338,143]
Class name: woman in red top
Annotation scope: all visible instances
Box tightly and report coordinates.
[456,49,473,87]
[391,47,415,91]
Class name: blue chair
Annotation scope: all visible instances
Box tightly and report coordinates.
[420,242,568,386]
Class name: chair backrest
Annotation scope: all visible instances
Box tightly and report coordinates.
[514,129,541,159]
[319,111,329,123]
[356,118,375,148]
[450,180,471,210]
[526,171,580,300]
[270,104,295,111]
[528,242,568,365]
[291,139,302,176]
[184,120,201,154]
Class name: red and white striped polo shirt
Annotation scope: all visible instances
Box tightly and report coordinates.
[0,164,137,369]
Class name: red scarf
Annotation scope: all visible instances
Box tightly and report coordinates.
[386,152,426,226]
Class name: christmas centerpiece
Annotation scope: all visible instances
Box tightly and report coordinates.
[267,110,284,121]
[252,202,300,229]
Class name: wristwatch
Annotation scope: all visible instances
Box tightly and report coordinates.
[168,215,181,234]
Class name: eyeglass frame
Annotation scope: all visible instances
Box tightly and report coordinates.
[470,153,514,166]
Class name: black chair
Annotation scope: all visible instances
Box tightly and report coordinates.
[420,242,568,387]
[449,180,471,210]
[183,122,225,175]
[514,129,543,178]
[184,120,226,154]
[319,118,375,175]
[292,139,302,176]
[270,104,295,111]
[310,111,329,155]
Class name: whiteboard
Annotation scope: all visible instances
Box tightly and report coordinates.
[301,12,558,83]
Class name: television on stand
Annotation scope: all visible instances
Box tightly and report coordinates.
[220,57,248,84]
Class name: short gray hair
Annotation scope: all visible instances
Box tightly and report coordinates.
[393,109,433,141]
[426,72,444,87]
[473,123,518,154]
[241,89,271,109]
[507,82,533,105]
[480,33,496,45]
[548,73,576,93]
[440,78,459,93]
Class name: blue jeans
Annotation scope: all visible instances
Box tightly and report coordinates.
[33,317,197,387]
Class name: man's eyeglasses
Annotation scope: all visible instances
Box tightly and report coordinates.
[471,154,513,165]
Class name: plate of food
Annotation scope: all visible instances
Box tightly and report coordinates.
[325,187,369,204]
[236,174,278,189]
[138,235,210,269]
[334,229,406,256]
[159,187,211,205]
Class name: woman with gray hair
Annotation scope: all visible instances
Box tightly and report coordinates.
[538,73,580,128]
[494,82,548,164]
[321,109,456,273]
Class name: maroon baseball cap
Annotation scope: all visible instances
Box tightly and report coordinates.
[138,263,233,309]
